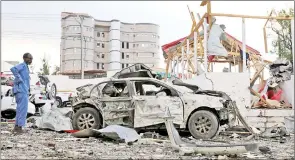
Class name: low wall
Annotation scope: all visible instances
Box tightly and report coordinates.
[47,75,107,92]
[184,72,251,118]
[183,72,294,130]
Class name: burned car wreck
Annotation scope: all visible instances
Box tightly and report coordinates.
[70,64,237,139]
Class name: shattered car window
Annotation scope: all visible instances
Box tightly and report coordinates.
[102,81,129,97]
[133,81,172,96]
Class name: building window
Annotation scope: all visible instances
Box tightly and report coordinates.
[122,63,124,69]
[97,43,100,47]
[97,63,100,69]
[133,34,136,37]
[121,52,124,59]
[102,33,105,37]
[97,53,100,58]
[97,32,100,37]
[127,42,129,49]
[126,54,129,59]
[102,54,105,59]
[133,44,135,48]
[102,63,104,69]
[122,42,124,48]
[126,64,129,67]
[102,43,105,48]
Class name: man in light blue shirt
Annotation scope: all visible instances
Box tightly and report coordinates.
[10,53,33,134]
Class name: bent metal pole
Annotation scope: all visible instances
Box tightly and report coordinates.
[242,18,247,73]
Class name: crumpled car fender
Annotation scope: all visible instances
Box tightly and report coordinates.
[72,98,103,115]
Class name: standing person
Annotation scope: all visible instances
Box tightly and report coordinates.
[10,53,33,134]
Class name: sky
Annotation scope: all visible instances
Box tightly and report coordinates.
[1,1,294,73]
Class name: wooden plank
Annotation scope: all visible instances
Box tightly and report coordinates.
[200,0,209,6]
[164,57,171,81]
[211,13,294,20]
[207,1,212,29]
[250,65,265,86]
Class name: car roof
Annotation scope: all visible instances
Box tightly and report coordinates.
[111,77,161,82]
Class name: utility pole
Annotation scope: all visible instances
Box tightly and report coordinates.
[75,15,84,79]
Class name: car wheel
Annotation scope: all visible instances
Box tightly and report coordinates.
[55,97,63,108]
[48,83,57,100]
[72,107,102,130]
[188,110,219,139]
[1,110,16,119]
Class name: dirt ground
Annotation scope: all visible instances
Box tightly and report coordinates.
[1,123,294,159]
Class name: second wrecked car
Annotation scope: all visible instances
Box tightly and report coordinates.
[70,76,237,139]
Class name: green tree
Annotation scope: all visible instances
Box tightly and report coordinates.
[39,56,50,75]
[270,8,294,62]
[52,66,60,75]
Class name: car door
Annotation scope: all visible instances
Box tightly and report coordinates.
[98,80,134,127]
[132,79,183,128]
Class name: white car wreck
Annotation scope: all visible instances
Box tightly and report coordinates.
[71,76,237,139]
[1,87,35,119]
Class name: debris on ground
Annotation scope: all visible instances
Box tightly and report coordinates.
[1,122,294,159]
[29,103,73,131]
[72,125,140,143]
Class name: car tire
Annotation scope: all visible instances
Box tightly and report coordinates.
[188,110,219,139]
[48,83,57,100]
[55,97,63,108]
[72,107,102,130]
[1,110,16,119]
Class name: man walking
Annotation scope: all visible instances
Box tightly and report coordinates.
[10,53,33,134]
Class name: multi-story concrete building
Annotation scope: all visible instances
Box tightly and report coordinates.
[60,12,161,79]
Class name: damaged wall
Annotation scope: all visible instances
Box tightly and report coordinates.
[184,72,251,118]
[183,72,294,130]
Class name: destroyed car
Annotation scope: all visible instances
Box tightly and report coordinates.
[1,87,35,119]
[71,77,237,139]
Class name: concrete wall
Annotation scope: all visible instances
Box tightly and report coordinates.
[184,72,251,118]
[47,75,107,91]
[183,72,294,130]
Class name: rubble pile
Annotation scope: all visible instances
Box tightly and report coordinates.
[269,59,293,84]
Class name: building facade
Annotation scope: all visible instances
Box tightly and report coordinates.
[60,12,161,78]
